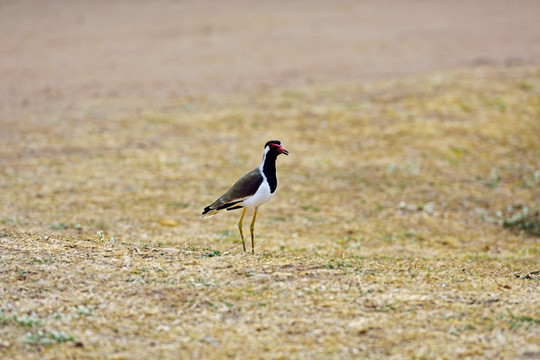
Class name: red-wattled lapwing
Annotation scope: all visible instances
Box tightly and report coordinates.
[201,140,289,253]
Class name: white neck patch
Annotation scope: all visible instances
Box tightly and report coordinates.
[258,146,270,175]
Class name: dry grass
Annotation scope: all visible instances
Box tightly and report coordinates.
[1,67,539,359]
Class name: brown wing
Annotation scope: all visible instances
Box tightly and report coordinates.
[206,168,263,211]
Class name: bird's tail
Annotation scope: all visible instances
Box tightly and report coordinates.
[201,205,219,219]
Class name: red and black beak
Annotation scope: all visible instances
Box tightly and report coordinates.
[278,145,289,156]
[267,140,289,155]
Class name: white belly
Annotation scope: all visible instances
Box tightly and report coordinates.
[242,181,274,208]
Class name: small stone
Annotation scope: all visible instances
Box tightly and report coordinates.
[159,219,178,227]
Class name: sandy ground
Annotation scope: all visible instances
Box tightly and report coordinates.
[1,0,540,116]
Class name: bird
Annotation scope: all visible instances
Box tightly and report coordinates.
[201,140,289,253]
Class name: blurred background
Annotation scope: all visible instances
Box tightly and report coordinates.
[2,0,540,116]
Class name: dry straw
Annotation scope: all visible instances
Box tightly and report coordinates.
[1,67,539,359]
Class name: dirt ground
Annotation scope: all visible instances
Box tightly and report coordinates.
[1,0,540,115]
[1,1,540,359]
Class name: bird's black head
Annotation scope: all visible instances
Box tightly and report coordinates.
[265,140,289,155]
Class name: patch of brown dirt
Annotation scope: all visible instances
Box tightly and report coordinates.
[1,0,539,115]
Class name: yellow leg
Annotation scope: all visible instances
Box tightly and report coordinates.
[238,208,247,252]
[250,207,258,254]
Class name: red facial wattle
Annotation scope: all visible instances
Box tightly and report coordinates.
[270,143,289,155]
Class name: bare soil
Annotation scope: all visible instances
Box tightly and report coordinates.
[1,1,539,359]
[1,0,540,114]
